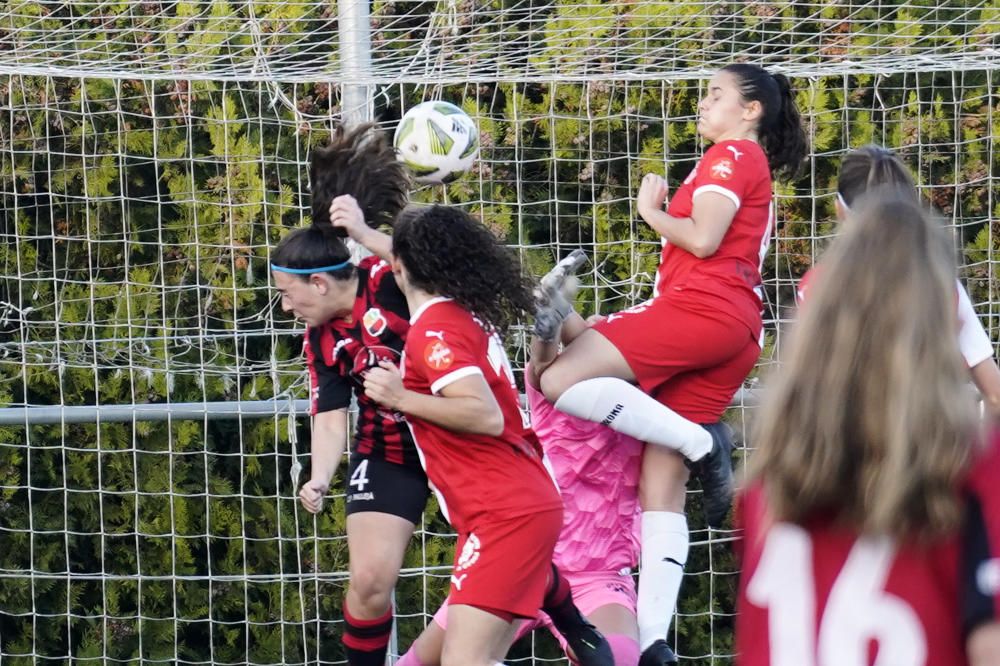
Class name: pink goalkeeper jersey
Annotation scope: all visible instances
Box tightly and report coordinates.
[526,376,642,574]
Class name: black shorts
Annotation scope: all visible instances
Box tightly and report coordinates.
[344,454,430,525]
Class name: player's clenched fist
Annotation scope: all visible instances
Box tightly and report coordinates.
[328,194,367,239]
[299,479,329,514]
[636,173,670,222]
[364,360,407,411]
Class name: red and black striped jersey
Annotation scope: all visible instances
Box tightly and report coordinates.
[304,256,421,469]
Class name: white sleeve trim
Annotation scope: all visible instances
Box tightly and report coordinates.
[693,184,740,209]
[430,366,484,395]
[956,281,995,367]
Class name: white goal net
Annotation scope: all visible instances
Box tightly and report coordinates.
[1,1,998,664]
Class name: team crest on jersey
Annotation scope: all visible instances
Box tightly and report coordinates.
[424,340,453,370]
[362,307,388,337]
[709,157,734,180]
[456,533,481,571]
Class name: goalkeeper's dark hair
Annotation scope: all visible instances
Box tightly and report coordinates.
[271,123,409,282]
[392,205,535,336]
[722,63,808,182]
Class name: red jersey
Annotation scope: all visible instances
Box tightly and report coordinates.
[304,256,420,469]
[401,297,562,531]
[735,432,1000,666]
[659,139,774,333]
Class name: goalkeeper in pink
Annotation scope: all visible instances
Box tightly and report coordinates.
[398,256,644,666]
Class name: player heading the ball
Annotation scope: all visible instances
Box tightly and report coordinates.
[738,190,1000,666]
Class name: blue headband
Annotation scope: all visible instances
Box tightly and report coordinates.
[270,260,351,275]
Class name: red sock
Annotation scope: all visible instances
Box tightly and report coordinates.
[342,600,393,666]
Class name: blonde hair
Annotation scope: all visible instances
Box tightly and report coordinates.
[749,190,977,540]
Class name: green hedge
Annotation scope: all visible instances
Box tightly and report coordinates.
[2,1,999,663]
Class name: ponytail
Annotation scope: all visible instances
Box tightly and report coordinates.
[722,64,809,182]
[309,123,411,236]
[270,123,411,281]
[837,145,919,208]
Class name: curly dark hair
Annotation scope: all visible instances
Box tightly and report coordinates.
[270,123,410,282]
[311,122,411,233]
[392,205,535,335]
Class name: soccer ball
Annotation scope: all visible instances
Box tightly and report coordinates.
[393,101,479,184]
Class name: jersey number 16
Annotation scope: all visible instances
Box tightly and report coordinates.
[746,523,928,666]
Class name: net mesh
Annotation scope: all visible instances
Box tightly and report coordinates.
[1,1,998,664]
[1,1,999,81]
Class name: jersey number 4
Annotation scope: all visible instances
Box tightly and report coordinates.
[746,523,927,666]
[349,459,370,492]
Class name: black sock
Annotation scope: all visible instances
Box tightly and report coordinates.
[542,564,580,628]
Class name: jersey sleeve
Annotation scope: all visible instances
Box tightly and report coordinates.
[409,314,485,396]
[371,262,409,320]
[962,431,1000,635]
[305,326,352,415]
[692,141,757,209]
[956,281,995,368]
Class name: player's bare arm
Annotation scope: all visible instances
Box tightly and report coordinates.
[364,360,504,436]
[636,174,737,258]
[329,194,393,262]
[970,359,1000,420]
[528,312,597,389]
[299,408,349,513]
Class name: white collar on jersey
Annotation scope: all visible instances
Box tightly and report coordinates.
[409,296,453,325]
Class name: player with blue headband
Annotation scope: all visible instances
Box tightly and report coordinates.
[270,123,421,666]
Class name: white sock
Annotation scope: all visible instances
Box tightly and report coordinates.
[637,511,689,651]
[554,377,712,461]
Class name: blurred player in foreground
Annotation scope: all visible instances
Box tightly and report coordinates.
[737,190,1000,666]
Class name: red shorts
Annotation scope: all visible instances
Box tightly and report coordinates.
[435,569,637,650]
[592,293,760,422]
[449,508,563,618]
